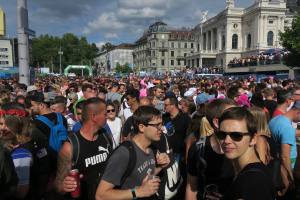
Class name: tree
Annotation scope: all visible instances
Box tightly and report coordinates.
[31,33,99,73]
[115,62,132,74]
[280,14,300,68]
[101,42,115,52]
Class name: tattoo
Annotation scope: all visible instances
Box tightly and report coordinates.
[55,151,72,191]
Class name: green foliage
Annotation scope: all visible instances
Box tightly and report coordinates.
[115,62,132,74]
[101,42,115,52]
[31,33,99,72]
[280,14,300,68]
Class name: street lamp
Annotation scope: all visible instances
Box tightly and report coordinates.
[58,46,63,74]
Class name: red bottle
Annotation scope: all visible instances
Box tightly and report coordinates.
[69,169,81,198]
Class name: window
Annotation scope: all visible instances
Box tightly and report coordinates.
[184,53,187,57]
[269,20,273,24]
[178,42,181,48]
[171,60,174,66]
[222,35,226,50]
[162,51,165,57]
[191,43,194,49]
[247,34,251,49]
[152,42,155,48]
[171,42,174,48]
[177,60,181,65]
[184,43,187,48]
[267,31,274,46]
[152,51,155,57]
[171,51,174,57]
[161,59,165,66]
[232,34,238,49]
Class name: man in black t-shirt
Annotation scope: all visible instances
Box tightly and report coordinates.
[186,99,235,200]
[55,98,113,200]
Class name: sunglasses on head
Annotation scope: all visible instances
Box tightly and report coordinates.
[107,109,115,113]
[216,131,250,142]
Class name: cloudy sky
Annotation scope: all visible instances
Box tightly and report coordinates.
[1,0,254,48]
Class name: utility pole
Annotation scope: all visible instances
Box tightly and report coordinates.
[58,46,63,74]
[17,0,34,85]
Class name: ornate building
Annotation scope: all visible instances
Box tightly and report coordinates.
[133,21,195,72]
[185,0,294,74]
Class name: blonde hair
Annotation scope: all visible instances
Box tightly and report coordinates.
[199,117,214,137]
[249,106,271,137]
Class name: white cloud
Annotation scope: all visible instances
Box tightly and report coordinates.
[95,41,106,49]
[118,7,165,18]
[105,33,119,39]
[118,0,165,9]
[83,12,126,34]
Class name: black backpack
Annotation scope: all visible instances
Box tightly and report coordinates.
[0,142,18,200]
[21,139,51,199]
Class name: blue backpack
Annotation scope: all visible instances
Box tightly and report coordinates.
[36,113,68,153]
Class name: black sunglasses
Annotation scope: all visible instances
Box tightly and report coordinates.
[145,122,163,130]
[216,131,250,142]
[107,109,115,113]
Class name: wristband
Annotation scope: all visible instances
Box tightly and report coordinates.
[131,187,137,200]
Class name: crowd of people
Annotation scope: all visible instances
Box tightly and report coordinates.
[0,74,299,200]
[228,49,288,68]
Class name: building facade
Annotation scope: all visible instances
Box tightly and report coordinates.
[185,0,294,73]
[0,39,14,67]
[95,43,134,73]
[133,21,195,72]
[0,8,5,37]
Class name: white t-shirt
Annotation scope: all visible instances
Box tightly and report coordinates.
[107,117,122,148]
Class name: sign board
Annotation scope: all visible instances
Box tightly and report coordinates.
[23,27,36,37]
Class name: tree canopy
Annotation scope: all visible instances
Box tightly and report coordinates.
[31,33,99,73]
[280,14,300,68]
[115,62,132,74]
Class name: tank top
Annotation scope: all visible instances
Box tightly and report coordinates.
[73,131,113,200]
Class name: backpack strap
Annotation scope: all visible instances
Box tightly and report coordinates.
[120,141,136,186]
[36,115,54,128]
[56,113,63,125]
[68,133,80,167]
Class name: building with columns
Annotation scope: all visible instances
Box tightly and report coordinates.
[186,0,294,74]
[133,21,195,72]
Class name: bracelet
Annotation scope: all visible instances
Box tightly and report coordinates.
[131,187,137,200]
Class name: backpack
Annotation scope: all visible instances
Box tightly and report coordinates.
[36,113,68,153]
[267,137,285,192]
[192,136,207,199]
[21,140,51,199]
[0,143,18,199]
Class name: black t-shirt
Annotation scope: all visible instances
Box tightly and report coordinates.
[162,112,191,155]
[264,100,277,117]
[187,136,234,195]
[223,162,275,200]
[72,131,113,200]
[122,116,134,138]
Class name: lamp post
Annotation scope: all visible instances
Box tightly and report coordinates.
[58,46,63,74]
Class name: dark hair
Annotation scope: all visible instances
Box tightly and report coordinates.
[106,101,116,110]
[227,86,240,100]
[277,89,292,105]
[125,88,140,101]
[219,107,257,136]
[51,96,67,105]
[82,97,106,123]
[76,100,85,110]
[164,96,178,107]
[82,83,95,92]
[206,98,235,128]
[250,92,264,108]
[133,106,161,134]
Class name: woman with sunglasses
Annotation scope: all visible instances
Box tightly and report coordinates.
[106,102,122,148]
[215,107,275,200]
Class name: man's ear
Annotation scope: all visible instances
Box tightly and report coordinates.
[138,124,145,134]
[249,133,257,147]
[213,118,219,129]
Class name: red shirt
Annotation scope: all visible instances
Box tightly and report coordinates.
[272,109,284,118]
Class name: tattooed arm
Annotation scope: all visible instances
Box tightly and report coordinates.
[54,142,74,193]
